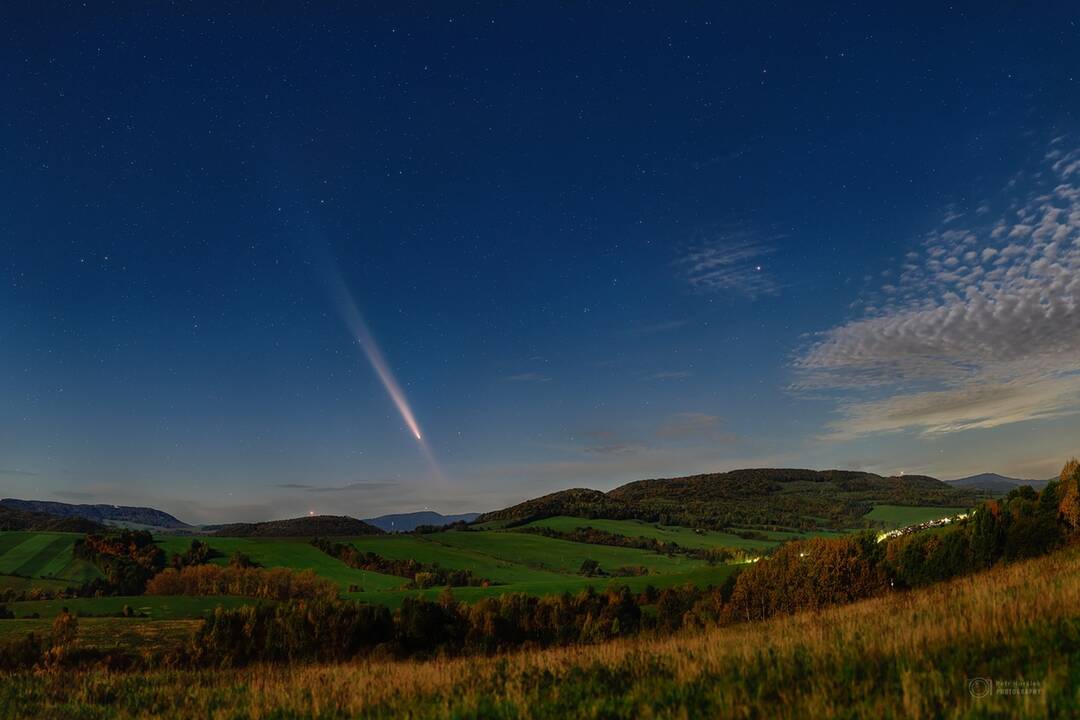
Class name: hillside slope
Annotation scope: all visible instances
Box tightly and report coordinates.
[479,468,977,530]
[209,514,384,537]
[0,505,105,533]
[365,511,481,532]
[10,542,1076,717]
[947,472,1050,493]
[0,498,190,530]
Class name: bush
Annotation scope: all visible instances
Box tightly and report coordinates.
[145,565,337,601]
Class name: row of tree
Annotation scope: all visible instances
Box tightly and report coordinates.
[145,564,338,601]
[73,530,165,595]
[520,525,743,564]
[310,538,491,588]
[180,461,1080,665]
[727,470,1078,622]
[191,584,644,665]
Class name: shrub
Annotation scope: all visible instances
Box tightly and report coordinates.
[145,564,337,601]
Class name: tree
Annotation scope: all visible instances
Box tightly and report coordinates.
[969,502,1004,569]
[579,558,602,577]
[1058,459,1080,532]
[45,609,79,665]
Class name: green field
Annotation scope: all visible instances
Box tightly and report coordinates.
[428,529,707,575]
[2,504,955,621]
[862,505,969,529]
[518,516,821,550]
[0,616,200,652]
[5,594,257,620]
[0,532,101,585]
[347,563,738,608]
[347,534,573,584]
[154,536,405,591]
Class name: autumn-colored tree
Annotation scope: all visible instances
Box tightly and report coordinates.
[1058,459,1080,532]
[50,610,78,649]
[146,564,337,601]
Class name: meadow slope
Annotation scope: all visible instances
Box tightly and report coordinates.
[2,542,1076,718]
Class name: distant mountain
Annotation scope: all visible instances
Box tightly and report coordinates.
[364,511,481,533]
[210,514,384,537]
[0,504,106,533]
[478,468,978,531]
[0,498,191,530]
[946,473,1050,493]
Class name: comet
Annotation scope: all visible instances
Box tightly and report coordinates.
[322,261,443,480]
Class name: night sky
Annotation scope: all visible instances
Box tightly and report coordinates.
[2,4,1079,523]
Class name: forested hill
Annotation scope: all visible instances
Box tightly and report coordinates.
[0,504,106,533]
[365,511,482,532]
[209,515,384,537]
[478,468,978,531]
[0,498,190,530]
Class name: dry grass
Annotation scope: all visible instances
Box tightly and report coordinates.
[3,545,1079,718]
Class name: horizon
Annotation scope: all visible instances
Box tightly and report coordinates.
[0,465,1051,526]
[3,5,1079,524]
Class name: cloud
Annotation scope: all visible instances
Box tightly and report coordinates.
[52,490,99,500]
[796,144,1080,440]
[646,370,693,380]
[655,412,731,441]
[503,372,552,383]
[274,481,397,493]
[0,469,38,476]
[582,444,638,455]
[676,230,778,298]
[624,319,690,335]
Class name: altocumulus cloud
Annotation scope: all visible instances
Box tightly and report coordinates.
[676,228,778,298]
[797,141,1080,440]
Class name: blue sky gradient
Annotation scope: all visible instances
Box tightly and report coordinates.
[2,4,1078,522]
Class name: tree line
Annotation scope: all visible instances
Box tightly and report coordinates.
[519,524,745,564]
[73,530,166,595]
[310,537,492,588]
[3,461,1077,672]
[145,564,338,601]
[175,461,1080,666]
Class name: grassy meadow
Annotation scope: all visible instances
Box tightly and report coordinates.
[0,532,102,585]
[3,595,257,621]
[153,536,404,591]
[145,526,747,610]
[2,538,1076,718]
[0,501,995,646]
[1,503,962,621]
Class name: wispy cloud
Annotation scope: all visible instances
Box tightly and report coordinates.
[503,372,552,383]
[52,490,98,500]
[797,142,1080,440]
[623,319,690,335]
[0,469,39,476]
[655,412,732,441]
[676,229,778,298]
[274,481,397,493]
[646,370,693,381]
[582,444,638,455]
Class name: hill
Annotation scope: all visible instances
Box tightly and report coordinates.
[477,488,635,526]
[478,468,977,530]
[8,539,1077,717]
[364,511,481,532]
[0,498,191,530]
[0,505,105,533]
[946,472,1050,493]
[209,514,384,537]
